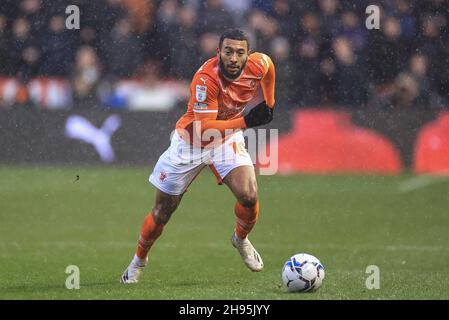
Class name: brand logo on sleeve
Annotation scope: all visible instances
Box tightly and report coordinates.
[194,102,208,110]
[195,85,207,102]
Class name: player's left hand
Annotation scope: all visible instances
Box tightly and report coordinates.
[244,101,274,128]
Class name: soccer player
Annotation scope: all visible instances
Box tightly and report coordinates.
[121,28,275,283]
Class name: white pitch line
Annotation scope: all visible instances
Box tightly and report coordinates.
[398,175,449,193]
[385,245,449,252]
[1,241,449,253]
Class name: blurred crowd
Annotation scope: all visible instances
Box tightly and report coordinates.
[0,0,448,110]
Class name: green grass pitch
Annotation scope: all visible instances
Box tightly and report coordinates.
[0,166,448,299]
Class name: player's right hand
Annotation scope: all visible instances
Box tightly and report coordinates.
[243,101,274,128]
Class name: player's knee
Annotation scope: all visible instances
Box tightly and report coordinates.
[152,202,178,225]
[238,192,258,208]
[152,207,171,225]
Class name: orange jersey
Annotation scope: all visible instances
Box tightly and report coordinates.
[176,52,275,146]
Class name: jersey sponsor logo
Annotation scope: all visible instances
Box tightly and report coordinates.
[195,85,207,102]
[194,102,208,110]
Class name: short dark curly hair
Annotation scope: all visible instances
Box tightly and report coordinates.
[219,29,250,51]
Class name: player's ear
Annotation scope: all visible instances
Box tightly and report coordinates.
[216,47,220,55]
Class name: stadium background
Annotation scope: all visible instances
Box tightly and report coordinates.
[1,0,449,300]
[1,0,449,172]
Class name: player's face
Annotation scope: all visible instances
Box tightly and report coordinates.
[218,38,249,80]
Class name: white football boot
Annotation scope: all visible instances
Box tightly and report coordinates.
[120,255,148,284]
[231,232,264,272]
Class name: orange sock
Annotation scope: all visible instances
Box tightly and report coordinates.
[136,212,164,260]
[234,200,259,239]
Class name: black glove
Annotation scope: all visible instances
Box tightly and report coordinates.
[243,101,274,128]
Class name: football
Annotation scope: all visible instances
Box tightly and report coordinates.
[281,253,325,292]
